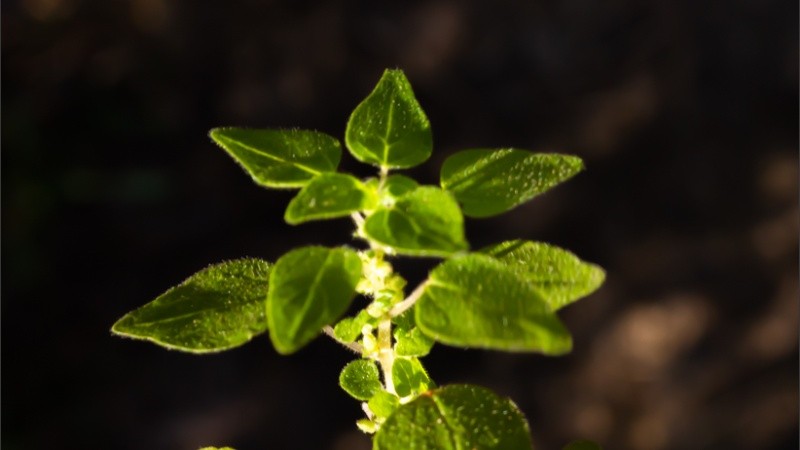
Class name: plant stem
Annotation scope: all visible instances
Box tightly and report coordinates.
[322,325,364,354]
[389,281,428,317]
[377,316,395,394]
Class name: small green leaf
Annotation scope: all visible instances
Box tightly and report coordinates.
[333,310,376,343]
[415,254,572,354]
[368,390,400,419]
[392,357,432,398]
[363,186,467,257]
[373,384,533,450]
[210,128,341,189]
[112,259,271,353]
[394,327,435,357]
[381,174,419,199]
[345,69,432,169]
[563,440,603,450]
[285,173,377,224]
[441,149,584,217]
[481,240,605,310]
[267,246,362,354]
[392,309,416,331]
[340,359,383,401]
[356,419,378,434]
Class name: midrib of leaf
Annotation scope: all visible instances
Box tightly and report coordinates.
[380,93,396,167]
[287,251,336,339]
[428,395,459,449]
[122,305,247,327]
[217,134,323,176]
[440,151,492,190]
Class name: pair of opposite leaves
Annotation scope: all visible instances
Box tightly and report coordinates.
[208,69,584,259]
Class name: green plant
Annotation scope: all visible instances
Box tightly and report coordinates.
[112,69,605,450]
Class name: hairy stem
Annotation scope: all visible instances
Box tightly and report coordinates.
[389,281,428,317]
[322,325,364,354]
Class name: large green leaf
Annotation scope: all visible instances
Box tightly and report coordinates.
[210,128,341,188]
[440,149,584,218]
[285,173,377,224]
[345,69,432,169]
[363,187,467,257]
[373,384,533,450]
[267,246,362,354]
[112,259,271,353]
[481,240,605,310]
[415,254,572,354]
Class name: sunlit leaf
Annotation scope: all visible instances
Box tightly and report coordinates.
[210,128,340,188]
[345,69,432,169]
[373,384,532,450]
[363,186,467,257]
[481,240,605,310]
[268,246,362,354]
[441,149,583,217]
[112,259,271,353]
[285,173,377,224]
[415,254,572,354]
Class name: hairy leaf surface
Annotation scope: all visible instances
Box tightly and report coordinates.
[415,254,572,354]
[373,384,532,450]
[345,70,432,169]
[210,128,340,188]
[285,173,377,224]
[482,240,605,310]
[339,359,383,401]
[363,186,467,257]
[441,149,583,217]
[268,246,362,354]
[112,259,271,353]
[392,357,432,398]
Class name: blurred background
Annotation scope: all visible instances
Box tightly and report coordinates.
[3,1,798,449]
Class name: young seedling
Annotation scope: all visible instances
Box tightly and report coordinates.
[112,69,605,450]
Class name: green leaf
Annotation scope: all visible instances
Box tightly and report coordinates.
[357,419,378,434]
[267,246,362,354]
[333,310,376,343]
[345,69,432,169]
[381,174,419,199]
[340,359,383,401]
[481,240,605,310]
[392,357,432,398]
[563,440,603,450]
[112,259,271,353]
[440,149,584,218]
[415,254,572,354]
[368,390,400,419]
[285,173,377,224]
[210,128,341,189]
[373,384,533,450]
[394,327,435,357]
[363,186,468,257]
[198,447,236,450]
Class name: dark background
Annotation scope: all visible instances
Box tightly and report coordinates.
[3,1,798,449]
